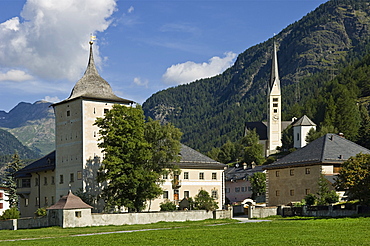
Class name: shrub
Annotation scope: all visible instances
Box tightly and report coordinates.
[35,208,47,217]
[305,193,317,206]
[0,207,20,220]
[160,201,177,211]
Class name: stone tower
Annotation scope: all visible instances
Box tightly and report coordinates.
[267,41,282,155]
[52,41,133,203]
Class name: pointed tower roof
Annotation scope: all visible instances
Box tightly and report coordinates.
[53,41,133,106]
[292,115,316,127]
[47,190,93,210]
[269,41,280,93]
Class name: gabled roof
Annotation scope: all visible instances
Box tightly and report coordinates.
[52,42,133,106]
[47,190,93,210]
[292,115,316,127]
[225,165,264,181]
[176,144,226,169]
[264,133,370,169]
[15,151,55,178]
[245,121,293,140]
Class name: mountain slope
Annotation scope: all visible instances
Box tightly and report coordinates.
[143,0,370,153]
[0,101,55,155]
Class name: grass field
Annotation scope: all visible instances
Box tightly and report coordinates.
[1,217,369,245]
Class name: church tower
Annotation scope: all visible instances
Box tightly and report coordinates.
[267,41,282,155]
[52,40,133,203]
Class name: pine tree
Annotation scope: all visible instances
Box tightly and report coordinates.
[3,152,23,208]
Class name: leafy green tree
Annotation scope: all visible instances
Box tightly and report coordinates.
[317,174,339,205]
[240,129,264,165]
[160,201,177,211]
[306,125,337,143]
[250,172,266,200]
[281,125,294,151]
[335,153,370,205]
[356,105,370,149]
[3,152,23,208]
[217,140,236,164]
[0,207,20,220]
[95,105,181,212]
[193,189,218,211]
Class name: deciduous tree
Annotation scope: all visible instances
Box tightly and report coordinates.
[3,152,22,208]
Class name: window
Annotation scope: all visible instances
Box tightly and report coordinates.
[66,110,70,117]
[225,188,230,193]
[235,187,240,192]
[25,198,29,207]
[44,177,48,185]
[184,191,190,199]
[241,187,246,192]
[199,172,204,180]
[290,169,294,176]
[22,179,31,188]
[297,133,300,141]
[276,190,280,196]
[276,171,280,177]
[212,172,217,180]
[273,98,278,102]
[51,196,55,205]
[35,197,39,206]
[51,176,55,185]
[274,109,278,113]
[44,197,48,206]
[0,203,3,209]
[60,175,64,184]
[35,177,39,186]
[248,186,252,191]
[70,173,74,183]
[163,173,168,179]
[305,168,311,174]
[163,191,169,199]
[212,190,218,199]
[75,211,81,218]
[104,108,109,114]
[273,103,278,107]
[183,172,189,179]
[305,189,310,195]
[290,190,295,196]
[0,192,3,199]
[77,171,82,180]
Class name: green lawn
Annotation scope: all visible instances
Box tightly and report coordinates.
[1,217,369,245]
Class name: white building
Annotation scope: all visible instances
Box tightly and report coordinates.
[0,186,10,215]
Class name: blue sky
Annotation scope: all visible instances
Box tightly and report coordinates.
[0,0,328,112]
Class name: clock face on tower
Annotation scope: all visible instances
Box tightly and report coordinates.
[273,115,279,121]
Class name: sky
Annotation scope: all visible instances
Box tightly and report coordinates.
[0,0,328,112]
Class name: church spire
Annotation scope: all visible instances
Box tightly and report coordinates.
[269,41,280,93]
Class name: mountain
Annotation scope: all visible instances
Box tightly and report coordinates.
[143,0,370,153]
[0,101,55,155]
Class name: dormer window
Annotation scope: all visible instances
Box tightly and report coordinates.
[67,110,70,117]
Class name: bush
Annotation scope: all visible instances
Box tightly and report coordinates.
[35,208,47,217]
[193,190,218,211]
[0,207,20,220]
[160,201,177,211]
[305,193,317,206]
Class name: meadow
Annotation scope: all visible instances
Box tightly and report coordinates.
[0,217,369,245]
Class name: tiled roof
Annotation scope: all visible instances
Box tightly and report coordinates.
[176,144,227,169]
[15,151,55,178]
[225,165,264,181]
[53,42,133,106]
[264,133,370,169]
[292,115,316,127]
[47,190,93,210]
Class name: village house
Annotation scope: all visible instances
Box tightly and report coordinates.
[15,40,226,217]
[264,133,370,206]
[0,186,10,215]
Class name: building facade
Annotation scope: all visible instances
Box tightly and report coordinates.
[0,186,10,215]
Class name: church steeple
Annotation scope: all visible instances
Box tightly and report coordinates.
[267,40,282,155]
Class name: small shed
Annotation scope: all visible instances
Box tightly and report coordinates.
[47,190,93,228]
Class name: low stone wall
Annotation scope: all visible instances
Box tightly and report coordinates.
[280,205,361,217]
[0,209,232,230]
[91,210,221,227]
[250,206,278,218]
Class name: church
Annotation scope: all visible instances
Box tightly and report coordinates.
[245,41,316,156]
[15,40,226,217]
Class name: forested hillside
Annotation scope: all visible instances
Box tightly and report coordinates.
[143,0,370,153]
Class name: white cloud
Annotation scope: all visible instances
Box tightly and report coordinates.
[0,0,117,81]
[0,69,34,82]
[162,52,237,85]
[133,77,148,88]
[42,96,60,103]
[128,6,134,13]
